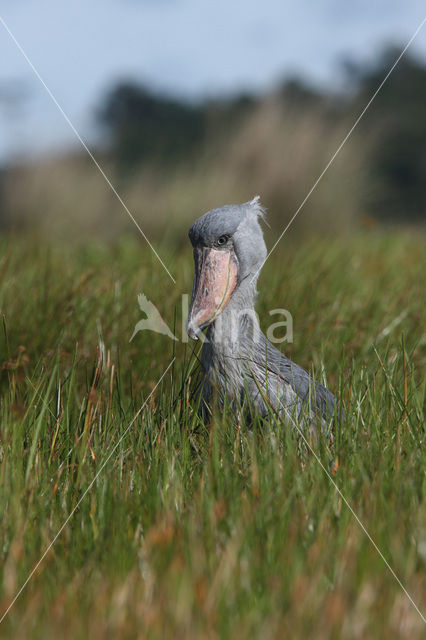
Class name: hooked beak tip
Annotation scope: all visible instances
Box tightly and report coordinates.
[186,319,200,340]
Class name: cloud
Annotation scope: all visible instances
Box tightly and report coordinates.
[0,0,425,160]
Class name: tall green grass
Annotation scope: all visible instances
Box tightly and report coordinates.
[0,231,425,638]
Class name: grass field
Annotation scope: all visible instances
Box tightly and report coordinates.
[0,230,425,638]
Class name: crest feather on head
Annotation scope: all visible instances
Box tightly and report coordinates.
[247,195,268,226]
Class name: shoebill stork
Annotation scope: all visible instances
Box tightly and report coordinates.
[186,197,337,432]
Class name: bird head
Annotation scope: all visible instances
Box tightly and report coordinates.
[186,196,267,339]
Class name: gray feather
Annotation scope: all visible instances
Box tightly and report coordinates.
[188,198,338,433]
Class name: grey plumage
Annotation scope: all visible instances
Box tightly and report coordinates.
[187,197,337,432]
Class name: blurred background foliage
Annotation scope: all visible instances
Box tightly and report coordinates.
[0,14,425,636]
[0,46,425,243]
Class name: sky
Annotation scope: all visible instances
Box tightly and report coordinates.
[0,0,425,162]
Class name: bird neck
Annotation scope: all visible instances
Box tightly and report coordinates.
[206,278,261,352]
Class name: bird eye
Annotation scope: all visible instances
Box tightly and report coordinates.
[216,234,229,246]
